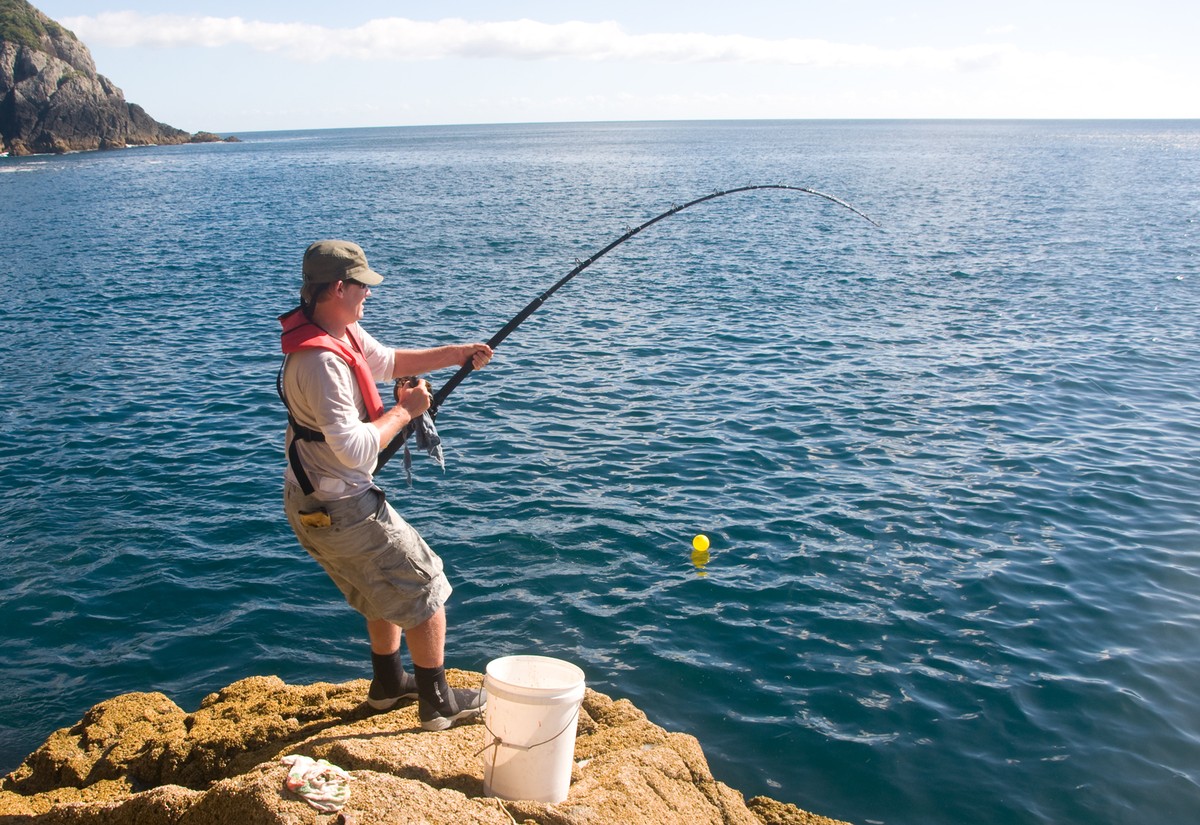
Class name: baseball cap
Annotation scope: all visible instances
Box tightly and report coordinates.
[302,240,384,285]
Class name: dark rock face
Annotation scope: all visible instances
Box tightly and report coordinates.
[1,0,207,155]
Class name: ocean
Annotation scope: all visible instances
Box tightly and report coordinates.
[1,120,1197,824]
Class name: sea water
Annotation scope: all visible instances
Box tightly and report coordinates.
[1,120,1198,825]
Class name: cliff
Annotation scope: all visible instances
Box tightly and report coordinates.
[0,0,231,155]
[0,671,849,825]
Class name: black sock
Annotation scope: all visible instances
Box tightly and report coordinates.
[412,664,450,709]
[370,651,402,697]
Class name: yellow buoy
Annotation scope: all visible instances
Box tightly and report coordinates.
[692,534,710,552]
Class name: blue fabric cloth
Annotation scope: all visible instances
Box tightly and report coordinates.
[403,411,444,486]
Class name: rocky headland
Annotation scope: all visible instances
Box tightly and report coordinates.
[0,0,234,155]
[0,671,848,825]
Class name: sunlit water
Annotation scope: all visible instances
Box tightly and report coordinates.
[2,120,1198,824]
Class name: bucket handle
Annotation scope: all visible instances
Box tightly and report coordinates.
[476,706,581,758]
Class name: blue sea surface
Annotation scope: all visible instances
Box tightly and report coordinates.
[1,120,1198,824]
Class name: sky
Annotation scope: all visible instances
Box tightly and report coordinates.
[32,1,1199,133]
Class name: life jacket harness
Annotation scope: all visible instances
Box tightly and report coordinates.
[277,306,385,496]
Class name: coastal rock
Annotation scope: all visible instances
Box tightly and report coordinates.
[0,672,850,825]
[0,0,232,155]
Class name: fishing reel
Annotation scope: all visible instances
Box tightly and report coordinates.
[393,375,427,403]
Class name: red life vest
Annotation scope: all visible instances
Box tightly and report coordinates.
[278,307,385,495]
[279,306,385,420]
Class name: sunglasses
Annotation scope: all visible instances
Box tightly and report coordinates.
[342,279,371,289]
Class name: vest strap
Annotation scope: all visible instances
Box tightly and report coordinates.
[277,361,324,496]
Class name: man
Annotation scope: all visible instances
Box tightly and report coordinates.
[278,239,493,730]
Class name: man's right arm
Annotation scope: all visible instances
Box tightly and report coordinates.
[293,352,382,476]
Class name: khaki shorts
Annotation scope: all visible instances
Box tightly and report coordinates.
[284,484,452,628]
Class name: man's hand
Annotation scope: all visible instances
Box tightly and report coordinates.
[396,377,432,418]
[463,343,493,370]
[375,378,430,449]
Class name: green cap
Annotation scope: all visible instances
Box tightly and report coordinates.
[302,240,384,285]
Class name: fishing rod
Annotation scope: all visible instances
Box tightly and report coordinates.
[376,184,879,472]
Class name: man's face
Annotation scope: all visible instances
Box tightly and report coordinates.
[339,278,371,321]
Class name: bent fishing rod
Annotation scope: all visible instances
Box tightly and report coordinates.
[376,184,879,472]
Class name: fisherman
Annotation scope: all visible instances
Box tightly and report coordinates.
[278,239,493,730]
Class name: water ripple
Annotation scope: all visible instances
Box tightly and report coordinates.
[3,121,1200,825]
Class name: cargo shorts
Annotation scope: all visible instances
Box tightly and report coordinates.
[284,484,452,628]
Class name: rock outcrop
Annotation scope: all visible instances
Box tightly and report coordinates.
[0,671,849,825]
[0,0,231,155]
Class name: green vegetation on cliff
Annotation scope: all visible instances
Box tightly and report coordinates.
[0,0,73,49]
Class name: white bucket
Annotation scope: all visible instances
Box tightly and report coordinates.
[481,655,586,803]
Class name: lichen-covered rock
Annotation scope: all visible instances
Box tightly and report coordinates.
[0,671,851,825]
[4,691,187,795]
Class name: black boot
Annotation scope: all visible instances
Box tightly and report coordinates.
[367,650,418,710]
[412,664,486,730]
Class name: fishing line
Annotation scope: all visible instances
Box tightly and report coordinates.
[376,184,880,472]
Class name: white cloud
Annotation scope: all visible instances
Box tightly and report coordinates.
[62,12,1017,71]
